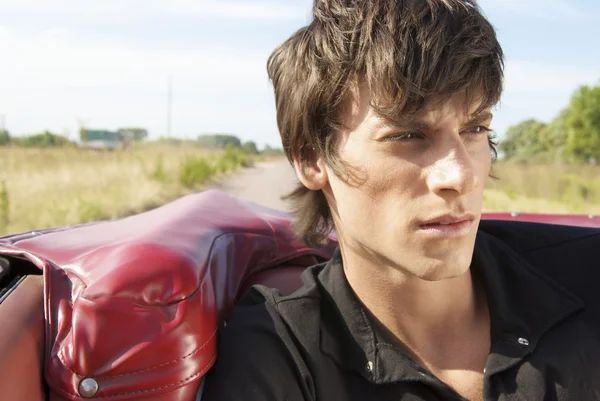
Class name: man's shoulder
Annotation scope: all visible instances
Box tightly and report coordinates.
[203,271,323,400]
[479,219,600,295]
[239,262,327,320]
[479,219,600,254]
[226,262,328,339]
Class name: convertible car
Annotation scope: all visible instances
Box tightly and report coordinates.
[0,189,598,401]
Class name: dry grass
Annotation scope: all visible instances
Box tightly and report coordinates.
[0,150,597,236]
[484,162,600,215]
[0,144,249,235]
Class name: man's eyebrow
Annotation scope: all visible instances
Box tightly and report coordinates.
[375,118,431,132]
[465,112,494,125]
[374,111,494,132]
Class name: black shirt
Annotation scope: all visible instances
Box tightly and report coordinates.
[202,221,600,400]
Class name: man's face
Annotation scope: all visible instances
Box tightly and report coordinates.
[320,86,493,281]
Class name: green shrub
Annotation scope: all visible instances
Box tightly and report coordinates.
[213,147,250,173]
[79,201,107,223]
[179,157,215,188]
[18,131,74,148]
[0,131,10,146]
[0,181,9,229]
[503,185,517,201]
[150,155,168,182]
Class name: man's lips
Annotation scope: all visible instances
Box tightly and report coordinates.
[419,214,477,226]
[417,214,477,238]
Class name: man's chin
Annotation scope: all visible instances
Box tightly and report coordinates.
[410,252,474,282]
[417,264,470,282]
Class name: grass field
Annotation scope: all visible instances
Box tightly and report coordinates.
[0,149,598,236]
[0,144,254,235]
[483,162,600,215]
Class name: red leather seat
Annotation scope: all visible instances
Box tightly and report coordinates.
[0,190,337,401]
[241,266,307,296]
[0,189,598,401]
[239,254,328,297]
[0,275,46,401]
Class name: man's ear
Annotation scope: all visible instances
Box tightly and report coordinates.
[292,154,328,191]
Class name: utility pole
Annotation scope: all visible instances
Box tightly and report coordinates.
[167,76,172,138]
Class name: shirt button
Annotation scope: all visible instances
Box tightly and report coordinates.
[517,337,529,346]
[366,361,374,372]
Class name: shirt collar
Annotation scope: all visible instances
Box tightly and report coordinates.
[317,230,585,384]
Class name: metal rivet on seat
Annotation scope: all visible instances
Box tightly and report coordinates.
[366,361,374,372]
[517,337,529,346]
[78,378,99,398]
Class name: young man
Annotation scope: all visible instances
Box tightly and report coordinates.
[203,1,600,400]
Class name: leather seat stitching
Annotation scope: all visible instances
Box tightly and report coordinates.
[55,328,217,379]
[51,353,217,398]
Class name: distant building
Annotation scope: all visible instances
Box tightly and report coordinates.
[79,128,147,150]
[79,130,123,150]
[118,128,148,141]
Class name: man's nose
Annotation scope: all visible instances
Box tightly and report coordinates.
[427,140,480,196]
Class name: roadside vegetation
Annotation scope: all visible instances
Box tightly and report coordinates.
[482,81,600,215]
[499,83,600,165]
[0,134,283,235]
[1,78,599,234]
[484,162,600,214]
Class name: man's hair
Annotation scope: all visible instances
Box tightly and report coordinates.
[267,0,504,246]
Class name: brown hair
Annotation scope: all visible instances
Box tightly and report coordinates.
[267,0,504,246]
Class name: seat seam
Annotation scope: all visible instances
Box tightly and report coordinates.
[55,328,217,379]
[51,353,217,398]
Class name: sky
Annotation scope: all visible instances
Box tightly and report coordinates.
[0,0,599,148]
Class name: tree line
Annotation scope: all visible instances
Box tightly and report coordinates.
[0,129,284,155]
[500,83,600,164]
[0,130,73,148]
[195,133,283,155]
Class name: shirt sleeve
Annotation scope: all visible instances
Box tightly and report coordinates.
[201,289,312,401]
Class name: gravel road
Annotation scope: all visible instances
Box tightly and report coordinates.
[211,158,299,211]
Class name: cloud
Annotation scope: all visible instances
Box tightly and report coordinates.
[503,60,600,94]
[0,0,308,22]
[167,0,308,20]
[489,60,599,136]
[480,0,586,21]
[0,27,269,90]
[0,25,280,143]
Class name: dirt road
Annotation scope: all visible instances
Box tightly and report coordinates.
[212,158,298,211]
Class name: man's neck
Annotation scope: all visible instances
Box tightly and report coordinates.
[340,247,490,370]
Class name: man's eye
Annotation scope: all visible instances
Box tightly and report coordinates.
[383,132,423,141]
[465,126,493,135]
